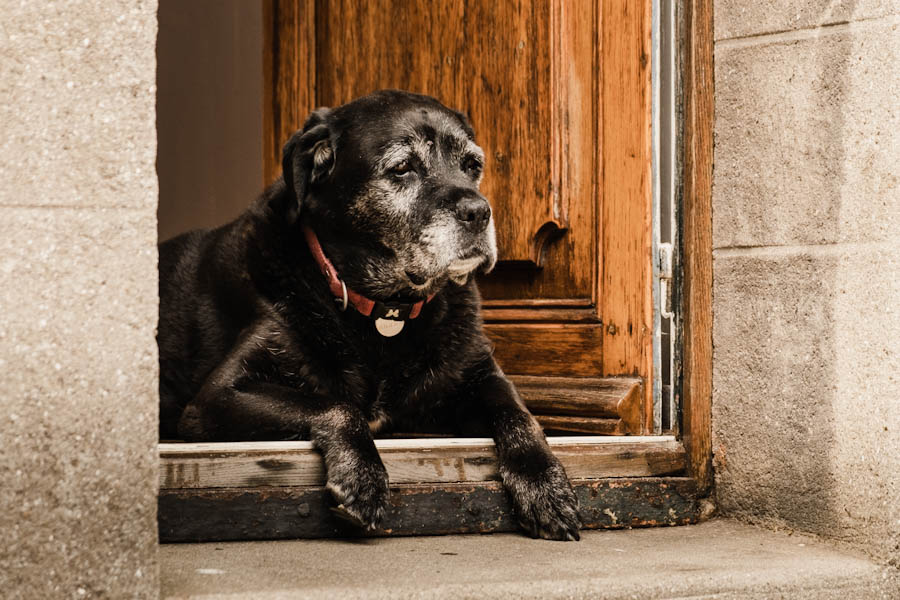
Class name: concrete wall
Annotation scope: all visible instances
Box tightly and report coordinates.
[157,0,263,242]
[0,2,160,598]
[713,1,900,565]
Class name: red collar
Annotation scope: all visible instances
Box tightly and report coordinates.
[302,226,429,320]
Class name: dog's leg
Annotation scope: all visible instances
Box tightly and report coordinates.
[457,361,583,541]
[179,380,390,529]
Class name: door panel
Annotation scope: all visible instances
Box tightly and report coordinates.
[314,0,593,301]
[264,0,652,431]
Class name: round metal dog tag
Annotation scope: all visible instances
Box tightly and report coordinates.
[375,318,404,337]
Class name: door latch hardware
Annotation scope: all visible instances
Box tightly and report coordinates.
[658,242,674,319]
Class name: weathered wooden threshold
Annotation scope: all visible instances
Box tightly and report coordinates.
[159,436,699,542]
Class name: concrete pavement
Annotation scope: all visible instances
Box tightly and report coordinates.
[160,519,899,599]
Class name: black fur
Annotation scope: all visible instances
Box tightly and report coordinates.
[158,90,581,540]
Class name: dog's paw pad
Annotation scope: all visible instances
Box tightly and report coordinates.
[325,462,390,530]
[505,463,583,542]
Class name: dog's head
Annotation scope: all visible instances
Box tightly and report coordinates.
[281,90,497,301]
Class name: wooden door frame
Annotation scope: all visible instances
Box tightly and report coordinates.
[680,0,713,493]
[156,0,713,541]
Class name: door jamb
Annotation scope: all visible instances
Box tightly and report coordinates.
[680,0,714,493]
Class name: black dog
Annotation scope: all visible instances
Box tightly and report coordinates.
[158,90,581,540]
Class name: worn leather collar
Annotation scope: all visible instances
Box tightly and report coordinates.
[302,225,430,322]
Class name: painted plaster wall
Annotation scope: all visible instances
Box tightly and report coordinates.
[0,1,160,597]
[713,1,900,565]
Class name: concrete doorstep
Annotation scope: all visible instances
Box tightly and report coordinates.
[160,519,900,600]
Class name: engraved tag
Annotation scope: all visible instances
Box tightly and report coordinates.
[375,317,404,337]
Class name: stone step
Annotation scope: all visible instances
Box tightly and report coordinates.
[160,519,899,599]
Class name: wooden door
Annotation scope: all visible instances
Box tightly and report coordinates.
[263,0,652,434]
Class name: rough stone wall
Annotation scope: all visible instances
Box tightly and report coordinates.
[713,1,900,565]
[0,1,160,598]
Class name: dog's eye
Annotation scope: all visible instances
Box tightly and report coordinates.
[389,161,412,177]
[463,157,483,179]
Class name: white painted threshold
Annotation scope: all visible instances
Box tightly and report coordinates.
[160,435,684,490]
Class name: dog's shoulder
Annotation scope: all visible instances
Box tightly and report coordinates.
[159,228,205,284]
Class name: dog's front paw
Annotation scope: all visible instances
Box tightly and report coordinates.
[502,459,582,541]
[325,459,390,530]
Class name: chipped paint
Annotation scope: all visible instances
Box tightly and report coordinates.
[159,478,705,542]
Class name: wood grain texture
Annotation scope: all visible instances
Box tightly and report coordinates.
[681,0,714,492]
[483,307,600,323]
[262,0,274,184]
[616,377,644,434]
[510,375,639,417]
[485,323,603,376]
[536,415,620,435]
[159,477,701,542]
[534,406,641,436]
[599,0,654,431]
[263,0,316,185]
[482,298,599,323]
[159,437,685,490]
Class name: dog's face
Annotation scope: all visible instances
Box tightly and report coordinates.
[282,90,497,300]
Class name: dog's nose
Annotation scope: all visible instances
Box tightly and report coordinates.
[455,196,491,232]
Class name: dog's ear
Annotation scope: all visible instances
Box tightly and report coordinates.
[281,107,334,220]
